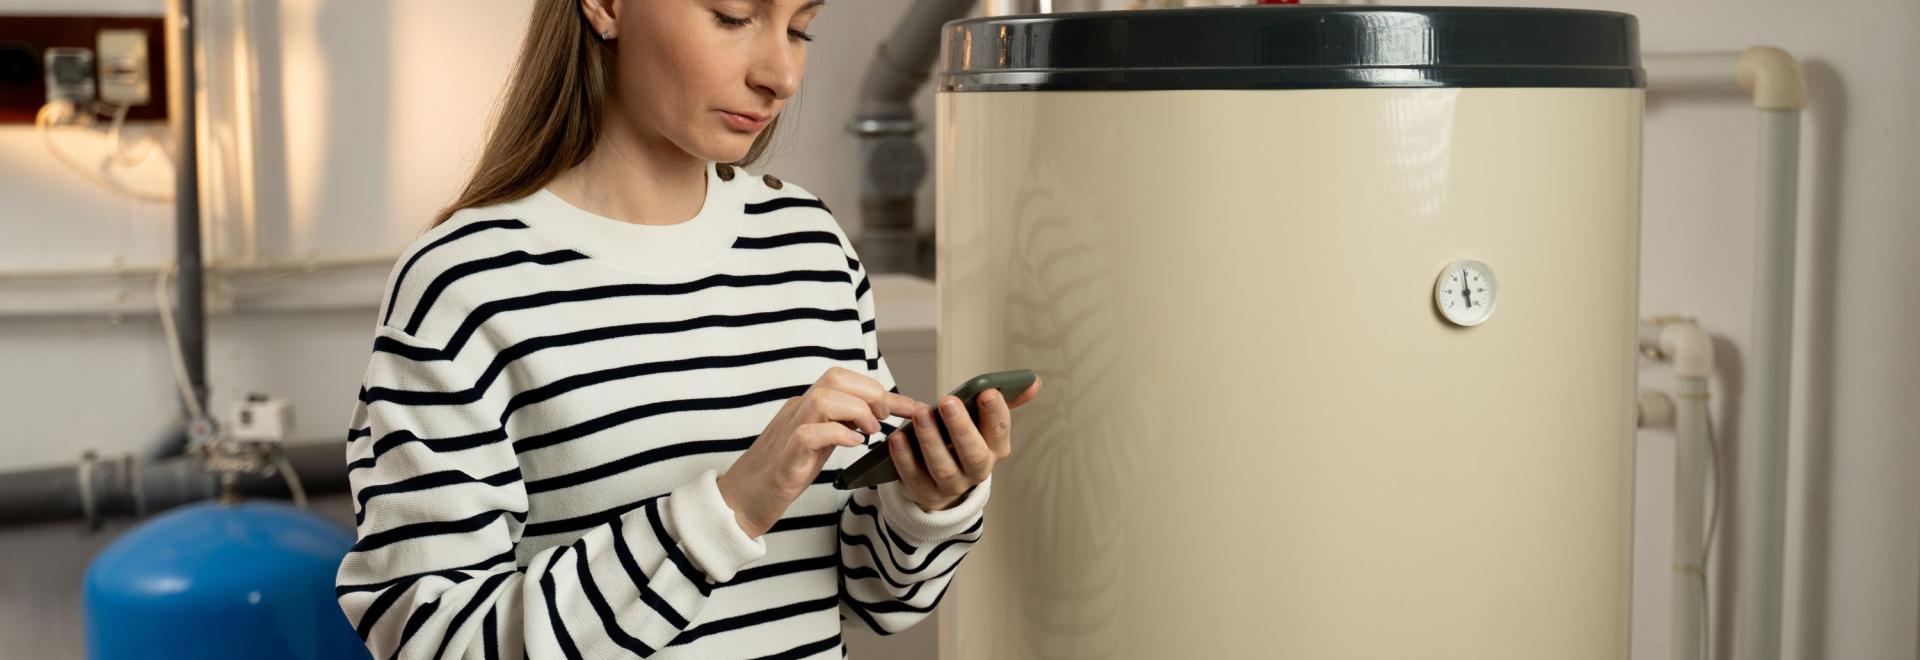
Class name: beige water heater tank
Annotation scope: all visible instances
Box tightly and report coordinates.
[932,7,1645,659]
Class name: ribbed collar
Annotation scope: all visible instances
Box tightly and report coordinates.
[508,161,741,274]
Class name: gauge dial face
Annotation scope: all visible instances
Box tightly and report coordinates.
[1435,260,1498,327]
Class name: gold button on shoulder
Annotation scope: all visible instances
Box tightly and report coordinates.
[715,163,735,181]
[762,174,783,190]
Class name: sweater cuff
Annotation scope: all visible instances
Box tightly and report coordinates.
[877,475,991,545]
[663,468,766,583]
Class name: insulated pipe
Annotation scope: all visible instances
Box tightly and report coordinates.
[849,0,977,276]
[0,465,87,525]
[1659,320,1717,660]
[165,0,210,431]
[0,442,349,529]
[1643,46,1808,660]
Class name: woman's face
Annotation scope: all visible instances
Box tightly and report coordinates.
[591,0,821,163]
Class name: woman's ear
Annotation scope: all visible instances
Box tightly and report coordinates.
[579,0,622,39]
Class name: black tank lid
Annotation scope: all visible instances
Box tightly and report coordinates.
[939,6,1643,92]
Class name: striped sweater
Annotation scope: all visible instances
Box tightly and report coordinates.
[336,162,989,659]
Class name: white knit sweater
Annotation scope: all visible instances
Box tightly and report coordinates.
[335,162,989,659]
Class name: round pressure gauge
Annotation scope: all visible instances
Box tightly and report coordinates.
[1435,260,1499,327]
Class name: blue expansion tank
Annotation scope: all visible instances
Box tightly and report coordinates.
[83,500,369,659]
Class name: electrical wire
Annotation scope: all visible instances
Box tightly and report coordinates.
[274,453,308,509]
[35,102,172,203]
[105,102,160,167]
[1699,407,1723,660]
[154,262,205,422]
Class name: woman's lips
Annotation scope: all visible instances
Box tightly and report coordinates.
[719,110,770,132]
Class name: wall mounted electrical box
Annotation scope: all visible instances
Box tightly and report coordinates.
[0,15,167,124]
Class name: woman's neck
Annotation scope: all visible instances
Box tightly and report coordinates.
[547,103,708,227]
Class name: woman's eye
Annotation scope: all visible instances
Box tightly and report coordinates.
[788,29,815,42]
[713,12,751,27]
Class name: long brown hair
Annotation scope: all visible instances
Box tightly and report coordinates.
[433,0,782,227]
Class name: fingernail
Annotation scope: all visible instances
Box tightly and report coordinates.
[941,398,961,415]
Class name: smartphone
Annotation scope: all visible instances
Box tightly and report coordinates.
[831,369,1037,490]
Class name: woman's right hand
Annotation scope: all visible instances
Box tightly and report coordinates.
[717,366,921,538]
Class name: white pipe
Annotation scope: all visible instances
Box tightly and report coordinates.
[1639,319,1665,357]
[1639,388,1677,431]
[1644,53,1744,96]
[1659,320,1716,660]
[0,252,397,283]
[1673,374,1713,660]
[1735,48,1806,660]
[1735,106,1801,660]
[1645,46,1808,660]
[1658,320,1716,382]
[1644,47,1807,111]
[1736,48,1809,112]
[0,253,398,318]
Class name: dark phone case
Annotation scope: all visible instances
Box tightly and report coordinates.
[831,369,1036,490]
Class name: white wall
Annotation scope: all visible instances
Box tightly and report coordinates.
[1,1,1914,660]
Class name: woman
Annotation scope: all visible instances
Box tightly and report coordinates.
[335,1,1040,657]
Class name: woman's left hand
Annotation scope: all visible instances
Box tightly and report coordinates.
[887,377,1042,512]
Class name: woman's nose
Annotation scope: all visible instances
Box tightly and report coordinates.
[746,37,801,100]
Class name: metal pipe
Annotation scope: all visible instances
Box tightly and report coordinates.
[166,0,210,427]
[850,0,977,276]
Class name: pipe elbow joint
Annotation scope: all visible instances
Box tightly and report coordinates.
[1657,320,1717,379]
[1737,46,1808,111]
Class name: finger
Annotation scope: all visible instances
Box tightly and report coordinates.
[974,388,1013,460]
[1006,376,1042,409]
[886,429,935,494]
[798,421,867,450]
[805,389,882,436]
[883,392,922,421]
[940,395,996,482]
[821,366,890,425]
[912,404,966,492]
